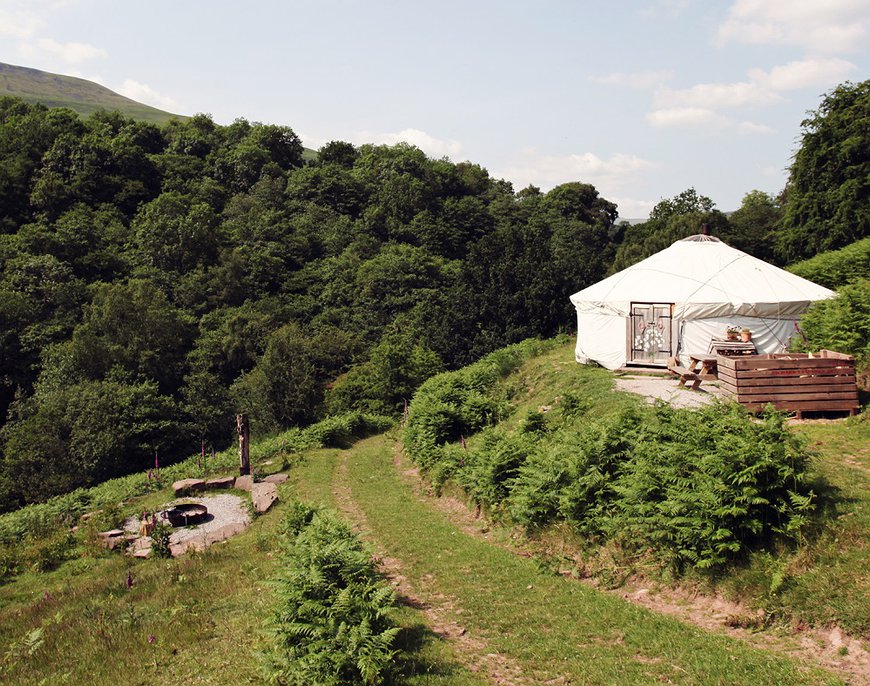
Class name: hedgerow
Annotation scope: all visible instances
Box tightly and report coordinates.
[404,337,559,480]
[262,502,399,686]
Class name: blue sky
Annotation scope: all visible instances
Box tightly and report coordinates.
[1,0,868,218]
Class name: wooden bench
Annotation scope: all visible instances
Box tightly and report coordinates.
[667,356,701,390]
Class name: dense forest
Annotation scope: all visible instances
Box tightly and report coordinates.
[0,79,867,511]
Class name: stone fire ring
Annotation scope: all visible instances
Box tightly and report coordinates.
[125,494,251,558]
[164,502,209,527]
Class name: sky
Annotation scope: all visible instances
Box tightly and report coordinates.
[1,0,868,219]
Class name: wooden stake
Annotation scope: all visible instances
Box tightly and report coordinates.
[237,413,250,476]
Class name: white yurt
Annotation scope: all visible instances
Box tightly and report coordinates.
[569,235,835,370]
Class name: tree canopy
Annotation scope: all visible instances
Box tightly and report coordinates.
[0,78,866,510]
[777,80,870,262]
[0,98,628,507]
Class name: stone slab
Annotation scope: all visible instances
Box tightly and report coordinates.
[262,473,289,484]
[169,541,190,557]
[104,534,136,550]
[167,523,249,557]
[172,478,206,496]
[251,482,278,513]
[131,536,152,551]
[234,475,254,492]
[98,529,125,538]
[205,476,235,490]
[205,522,249,544]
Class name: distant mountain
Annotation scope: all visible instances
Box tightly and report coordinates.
[0,62,184,124]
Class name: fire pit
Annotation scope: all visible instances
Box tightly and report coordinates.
[164,502,209,527]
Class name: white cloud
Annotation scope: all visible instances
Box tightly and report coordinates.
[355,128,463,159]
[647,56,855,131]
[0,0,81,38]
[654,81,782,109]
[495,150,657,193]
[647,107,729,129]
[0,1,105,69]
[748,58,856,91]
[592,69,673,90]
[0,6,43,38]
[32,37,106,64]
[610,196,658,219]
[647,107,775,135]
[717,0,870,52]
[735,121,776,135]
[640,0,692,20]
[117,79,179,111]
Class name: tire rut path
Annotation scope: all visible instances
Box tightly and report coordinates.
[331,448,530,686]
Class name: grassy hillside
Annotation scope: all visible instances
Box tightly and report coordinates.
[0,62,320,160]
[404,339,870,636]
[0,62,184,124]
[1,340,867,684]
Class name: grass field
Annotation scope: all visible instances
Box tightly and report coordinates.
[1,340,867,684]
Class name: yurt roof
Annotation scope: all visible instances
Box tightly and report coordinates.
[569,235,834,319]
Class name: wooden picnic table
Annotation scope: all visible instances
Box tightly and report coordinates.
[667,355,701,390]
[707,338,757,356]
[688,353,718,378]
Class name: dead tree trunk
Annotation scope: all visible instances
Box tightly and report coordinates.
[237,413,250,476]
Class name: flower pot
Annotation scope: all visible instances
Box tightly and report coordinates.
[741,331,751,342]
[726,332,738,341]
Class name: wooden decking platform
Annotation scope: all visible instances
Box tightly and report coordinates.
[718,350,859,418]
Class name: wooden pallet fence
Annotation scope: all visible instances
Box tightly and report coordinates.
[718,350,859,417]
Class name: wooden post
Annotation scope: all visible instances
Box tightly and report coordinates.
[237,413,250,476]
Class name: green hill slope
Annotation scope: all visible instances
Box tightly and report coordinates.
[0,62,184,124]
[0,341,867,683]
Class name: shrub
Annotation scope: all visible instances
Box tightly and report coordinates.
[509,408,641,533]
[0,541,21,582]
[792,278,870,377]
[404,338,556,466]
[602,403,814,570]
[788,237,870,289]
[306,412,394,449]
[262,503,399,685]
[458,428,536,511]
[23,530,76,573]
[407,351,817,572]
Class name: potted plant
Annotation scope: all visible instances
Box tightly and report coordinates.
[741,327,752,342]
[725,325,740,341]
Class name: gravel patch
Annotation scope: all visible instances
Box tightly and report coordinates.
[124,493,251,552]
[614,375,725,409]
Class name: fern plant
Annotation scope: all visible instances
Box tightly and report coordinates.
[262,503,400,686]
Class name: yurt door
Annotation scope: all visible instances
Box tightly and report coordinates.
[629,303,673,365]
